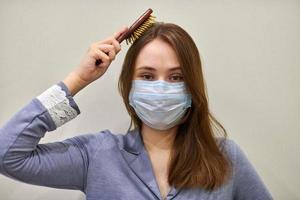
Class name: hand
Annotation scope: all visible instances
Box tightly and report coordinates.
[63,26,128,96]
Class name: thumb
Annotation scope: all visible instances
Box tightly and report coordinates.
[114,26,129,40]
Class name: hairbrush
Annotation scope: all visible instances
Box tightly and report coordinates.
[95,8,155,66]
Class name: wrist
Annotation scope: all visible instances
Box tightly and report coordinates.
[63,72,89,96]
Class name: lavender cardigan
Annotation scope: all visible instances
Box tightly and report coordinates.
[0,82,273,200]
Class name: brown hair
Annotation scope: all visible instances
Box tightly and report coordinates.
[118,22,231,190]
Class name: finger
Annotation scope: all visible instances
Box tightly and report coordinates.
[113,26,129,40]
[100,45,116,61]
[111,38,121,53]
[94,44,116,61]
[95,27,128,45]
[93,43,113,53]
[98,36,115,45]
[93,49,110,65]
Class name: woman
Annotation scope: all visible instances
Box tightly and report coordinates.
[0,22,272,200]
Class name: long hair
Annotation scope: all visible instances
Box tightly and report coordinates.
[118,22,231,190]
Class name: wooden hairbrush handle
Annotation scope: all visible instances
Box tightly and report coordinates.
[95,8,153,66]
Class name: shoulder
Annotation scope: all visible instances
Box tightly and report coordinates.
[216,138,247,166]
[216,138,240,155]
[216,138,273,199]
[217,138,260,181]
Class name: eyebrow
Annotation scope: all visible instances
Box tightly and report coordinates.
[137,66,182,72]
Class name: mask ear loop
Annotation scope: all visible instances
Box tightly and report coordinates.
[180,84,192,125]
[178,106,192,126]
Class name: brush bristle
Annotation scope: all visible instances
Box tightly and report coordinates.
[126,15,156,44]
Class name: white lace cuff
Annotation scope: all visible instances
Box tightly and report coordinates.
[37,84,79,128]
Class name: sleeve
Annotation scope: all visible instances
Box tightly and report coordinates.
[0,81,92,192]
[230,140,273,200]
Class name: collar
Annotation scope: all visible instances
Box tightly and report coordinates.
[119,127,181,200]
[122,127,144,155]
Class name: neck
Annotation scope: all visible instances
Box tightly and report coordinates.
[140,123,178,153]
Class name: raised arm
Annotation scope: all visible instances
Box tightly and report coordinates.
[0,82,89,191]
[0,27,128,192]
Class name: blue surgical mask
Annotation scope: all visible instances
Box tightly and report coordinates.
[129,80,192,130]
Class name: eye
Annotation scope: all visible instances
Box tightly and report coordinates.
[140,73,154,81]
[169,73,184,82]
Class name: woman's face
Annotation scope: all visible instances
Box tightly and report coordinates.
[133,38,184,83]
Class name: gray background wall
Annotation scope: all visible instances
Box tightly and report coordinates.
[0,0,299,199]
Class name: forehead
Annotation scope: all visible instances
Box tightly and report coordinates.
[135,38,180,70]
